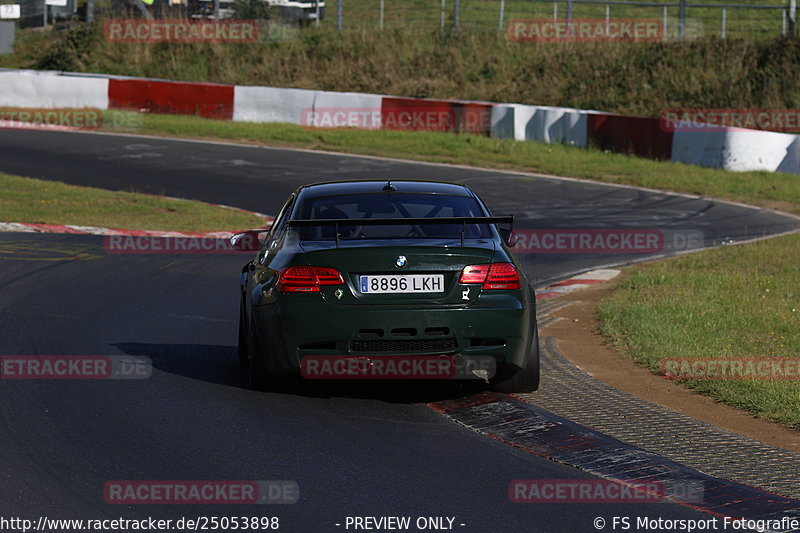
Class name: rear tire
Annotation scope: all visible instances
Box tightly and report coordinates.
[489,330,540,393]
[243,310,300,392]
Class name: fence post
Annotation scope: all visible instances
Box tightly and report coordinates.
[87,0,93,23]
[721,7,726,39]
[790,0,797,39]
[498,0,505,33]
[663,5,668,40]
[783,9,788,37]
[678,0,686,38]
[441,0,446,29]
[213,0,220,20]
[553,1,557,24]
[337,0,343,31]
[379,0,384,30]
[605,5,609,35]
[454,0,460,28]
[566,0,573,36]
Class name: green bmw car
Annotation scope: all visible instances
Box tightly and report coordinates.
[233,180,539,393]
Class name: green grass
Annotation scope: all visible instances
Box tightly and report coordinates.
[0,172,266,232]
[598,234,800,429]
[104,111,800,215]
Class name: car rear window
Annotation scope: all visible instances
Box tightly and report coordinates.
[295,193,492,240]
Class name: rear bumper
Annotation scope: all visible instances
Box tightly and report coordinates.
[252,292,536,375]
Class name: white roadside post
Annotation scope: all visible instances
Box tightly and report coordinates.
[0,5,18,55]
[0,4,20,18]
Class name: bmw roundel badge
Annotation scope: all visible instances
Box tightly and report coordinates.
[394,255,407,268]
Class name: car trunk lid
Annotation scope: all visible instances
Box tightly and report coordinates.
[298,240,496,306]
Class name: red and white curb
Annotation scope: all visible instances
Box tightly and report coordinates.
[536,269,620,300]
[0,206,273,239]
[0,221,227,238]
[0,221,272,239]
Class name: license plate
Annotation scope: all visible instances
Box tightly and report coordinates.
[360,274,444,294]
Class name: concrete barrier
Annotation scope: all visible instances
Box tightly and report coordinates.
[302,91,383,129]
[0,69,108,109]
[672,128,800,174]
[491,104,588,147]
[233,87,383,128]
[381,97,493,135]
[233,86,316,124]
[109,79,234,119]
[587,113,673,160]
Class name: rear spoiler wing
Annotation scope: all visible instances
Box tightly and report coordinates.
[287,216,514,247]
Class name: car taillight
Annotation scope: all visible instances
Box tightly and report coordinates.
[276,266,344,293]
[484,262,521,290]
[459,264,490,284]
[459,263,521,290]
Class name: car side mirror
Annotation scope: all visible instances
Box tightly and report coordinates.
[229,230,268,252]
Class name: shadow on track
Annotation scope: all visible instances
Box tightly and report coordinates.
[113,341,486,404]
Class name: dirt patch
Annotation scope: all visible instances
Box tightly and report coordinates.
[754,199,800,215]
[541,275,800,453]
